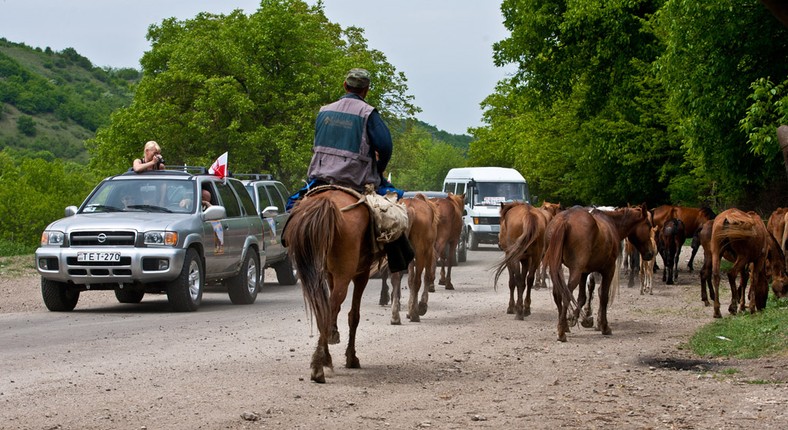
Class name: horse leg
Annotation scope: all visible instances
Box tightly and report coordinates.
[427,253,438,293]
[688,236,700,272]
[738,265,751,314]
[378,267,390,306]
[417,261,430,317]
[515,261,526,320]
[506,262,517,315]
[570,274,588,328]
[443,243,456,290]
[389,269,403,325]
[672,242,681,282]
[581,274,596,329]
[711,256,723,318]
[523,259,538,317]
[327,273,348,345]
[407,262,424,322]
[726,262,745,315]
[700,260,711,306]
[345,274,370,369]
[597,270,613,336]
[310,336,330,383]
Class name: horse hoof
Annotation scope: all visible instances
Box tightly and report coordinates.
[702,300,710,307]
[311,372,326,383]
[557,334,567,342]
[523,309,531,317]
[506,308,514,314]
[328,331,340,345]
[346,357,360,369]
[602,328,613,336]
[410,314,420,323]
[418,302,428,316]
[438,280,446,286]
[515,313,524,321]
[581,318,594,329]
[428,286,435,293]
[445,284,455,290]
[391,319,401,325]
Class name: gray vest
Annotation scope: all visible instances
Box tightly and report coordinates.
[307,96,380,191]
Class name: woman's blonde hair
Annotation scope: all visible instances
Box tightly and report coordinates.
[143,140,161,156]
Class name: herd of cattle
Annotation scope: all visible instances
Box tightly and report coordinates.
[384,196,788,342]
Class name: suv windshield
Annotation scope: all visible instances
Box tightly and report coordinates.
[81,179,197,214]
[473,182,527,205]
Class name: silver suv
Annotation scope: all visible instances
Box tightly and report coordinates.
[239,175,297,285]
[34,168,265,312]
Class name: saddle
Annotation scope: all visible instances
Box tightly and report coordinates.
[298,184,413,273]
[303,184,408,246]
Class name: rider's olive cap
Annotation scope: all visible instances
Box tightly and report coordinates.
[345,68,371,89]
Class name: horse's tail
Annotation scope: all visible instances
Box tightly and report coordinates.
[544,215,577,309]
[283,196,340,336]
[493,211,540,289]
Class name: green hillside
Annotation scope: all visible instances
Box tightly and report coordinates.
[0,39,139,162]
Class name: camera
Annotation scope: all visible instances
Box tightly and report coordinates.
[156,155,165,166]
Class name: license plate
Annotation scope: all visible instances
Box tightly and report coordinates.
[77,252,121,262]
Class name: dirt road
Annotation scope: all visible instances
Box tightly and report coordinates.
[1,247,786,429]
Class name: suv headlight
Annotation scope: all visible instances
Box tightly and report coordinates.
[40,231,65,246]
[144,231,178,246]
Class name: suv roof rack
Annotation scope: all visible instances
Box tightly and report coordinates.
[121,166,209,176]
[234,173,274,181]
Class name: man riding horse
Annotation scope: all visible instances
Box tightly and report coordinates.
[288,68,413,272]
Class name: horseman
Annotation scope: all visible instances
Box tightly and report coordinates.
[288,68,413,272]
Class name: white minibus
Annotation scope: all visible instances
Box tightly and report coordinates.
[442,167,531,249]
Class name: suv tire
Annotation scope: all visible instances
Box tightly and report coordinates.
[227,249,260,304]
[167,248,203,312]
[41,278,79,311]
[274,256,298,286]
[115,288,145,304]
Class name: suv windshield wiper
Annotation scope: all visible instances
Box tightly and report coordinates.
[126,204,173,213]
[83,204,123,212]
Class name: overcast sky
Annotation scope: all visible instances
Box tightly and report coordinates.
[0,0,514,135]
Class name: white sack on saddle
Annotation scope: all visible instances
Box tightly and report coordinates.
[364,191,408,244]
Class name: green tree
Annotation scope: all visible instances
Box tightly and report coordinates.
[87,0,417,191]
[16,115,35,136]
[473,0,671,206]
[655,0,788,206]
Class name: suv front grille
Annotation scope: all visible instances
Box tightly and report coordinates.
[70,231,136,246]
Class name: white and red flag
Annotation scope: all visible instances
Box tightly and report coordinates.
[209,152,228,178]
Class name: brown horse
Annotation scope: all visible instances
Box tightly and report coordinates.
[710,208,788,318]
[387,194,439,324]
[283,188,382,383]
[697,219,728,307]
[545,204,653,342]
[493,202,549,320]
[639,225,659,295]
[534,201,562,289]
[652,205,716,271]
[766,207,786,249]
[430,193,464,291]
[659,216,686,285]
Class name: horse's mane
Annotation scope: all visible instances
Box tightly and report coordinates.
[699,206,716,219]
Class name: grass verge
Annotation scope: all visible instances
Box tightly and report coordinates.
[689,296,788,359]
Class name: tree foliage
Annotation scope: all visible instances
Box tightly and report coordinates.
[473,0,788,209]
[87,0,418,191]
[0,149,99,250]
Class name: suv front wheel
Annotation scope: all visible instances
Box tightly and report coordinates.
[167,248,203,312]
[41,278,79,311]
[227,249,260,304]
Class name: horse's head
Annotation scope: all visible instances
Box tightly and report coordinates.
[626,203,655,261]
[766,232,788,298]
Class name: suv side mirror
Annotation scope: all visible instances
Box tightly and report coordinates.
[261,205,279,218]
[202,205,226,221]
